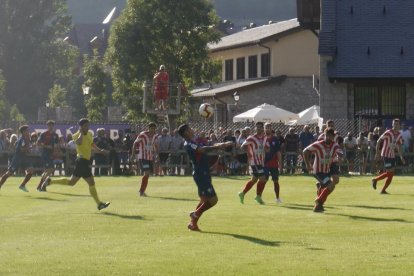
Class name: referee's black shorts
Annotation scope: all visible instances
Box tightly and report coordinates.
[73,158,93,178]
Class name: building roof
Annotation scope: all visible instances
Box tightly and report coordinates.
[191,79,270,98]
[320,1,414,79]
[208,18,300,52]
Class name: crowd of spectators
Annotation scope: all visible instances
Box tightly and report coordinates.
[0,122,413,177]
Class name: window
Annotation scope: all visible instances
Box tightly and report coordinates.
[236,57,245,80]
[261,53,270,77]
[225,59,233,81]
[248,55,257,78]
[354,84,405,118]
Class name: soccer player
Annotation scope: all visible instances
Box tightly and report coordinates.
[303,128,343,212]
[0,125,34,191]
[41,118,110,210]
[238,122,268,205]
[264,123,282,203]
[178,124,232,231]
[35,120,59,192]
[131,122,159,197]
[371,118,405,194]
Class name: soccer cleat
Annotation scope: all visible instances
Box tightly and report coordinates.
[313,200,325,212]
[139,192,147,197]
[276,198,282,204]
[19,185,29,192]
[371,179,377,190]
[254,195,265,205]
[98,202,111,210]
[187,222,201,231]
[238,192,245,204]
[380,191,389,195]
[40,177,51,191]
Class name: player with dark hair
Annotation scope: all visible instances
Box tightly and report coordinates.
[238,122,268,205]
[36,120,59,192]
[41,118,110,210]
[131,122,159,197]
[0,125,34,191]
[264,123,282,203]
[303,128,343,212]
[372,118,405,194]
[178,124,232,231]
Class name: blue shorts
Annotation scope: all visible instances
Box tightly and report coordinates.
[383,158,396,170]
[42,156,54,169]
[251,165,265,177]
[314,173,332,188]
[9,157,33,172]
[329,163,340,175]
[264,167,279,181]
[193,173,216,198]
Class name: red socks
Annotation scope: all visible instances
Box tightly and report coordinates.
[316,187,332,204]
[139,175,149,193]
[256,181,266,196]
[273,181,280,198]
[242,180,256,194]
[382,171,394,193]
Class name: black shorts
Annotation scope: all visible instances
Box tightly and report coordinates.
[264,167,279,181]
[329,163,340,175]
[314,173,332,188]
[251,165,265,177]
[383,157,396,170]
[159,153,169,164]
[140,159,153,172]
[193,173,216,197]
[73,158,93,178]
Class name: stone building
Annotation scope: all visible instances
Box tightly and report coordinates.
[191,18,319,123]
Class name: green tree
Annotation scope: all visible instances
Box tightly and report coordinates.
[106,0,221,120]
[0,71,8,122]
[0,0,78,120]
[9,104,25,123]
[83,53,108,122]
[48,84,68,108]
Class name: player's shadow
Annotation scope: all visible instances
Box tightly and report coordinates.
[327,213,412,223]
[48,191,91,198]
[281,203,336,211]
[148,196,198,202]
[29,196,67,202]
[101,212,145,220]
[338,204,410,211]
[203,231,281,247]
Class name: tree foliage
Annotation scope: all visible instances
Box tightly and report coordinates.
[83,53,108,122]
[0,0,78,120]
[106,0,221,120]
[0,71,8,122]
[48,84,68,108]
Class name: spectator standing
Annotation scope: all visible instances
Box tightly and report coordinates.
[299,125,315,173]
[93,128,110,176]
[367,132,376,174]
[0,130,9,173]
[157,128,172,176]
[222,130,236,175]
[344,132,357,174]
[357,132,369,175]
[276,130,286,173]
[236,129,249,175]
[284,128,300,174]
[153,65,169,111]
[400,123,411,154]
[169,129,184,175]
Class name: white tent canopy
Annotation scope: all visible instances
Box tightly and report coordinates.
[288,105,323,127]
[233,103,299,123]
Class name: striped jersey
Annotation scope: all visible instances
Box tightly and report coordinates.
[379,129,403,158]
[241,134,267,166]
[134,131,159,160]
[317,132,340,143]
[304,140,343,174]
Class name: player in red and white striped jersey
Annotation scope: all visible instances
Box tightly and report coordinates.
[238,122,268,205]
[131,122,159,196]
[372,119,405,194]
[303,128,343,212]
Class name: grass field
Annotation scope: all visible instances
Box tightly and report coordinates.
[1,175,413,275]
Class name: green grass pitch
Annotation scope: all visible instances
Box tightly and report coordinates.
[1,175,413,275]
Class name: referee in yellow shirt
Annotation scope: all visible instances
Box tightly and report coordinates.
[41,118,110,210]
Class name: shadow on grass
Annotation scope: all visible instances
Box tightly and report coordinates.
[48,191,91,198]
[281,203,336,211]
[203,231,281,247]
[29,196,67,202]
[101,212,145,220]
[328,213,412,223]
[148,196,198,202]
[337,204,410,211]
[305,247,325,251]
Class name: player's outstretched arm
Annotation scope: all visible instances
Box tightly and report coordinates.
[196,142,233,154]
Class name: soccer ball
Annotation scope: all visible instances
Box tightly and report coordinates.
[198,103,214,119]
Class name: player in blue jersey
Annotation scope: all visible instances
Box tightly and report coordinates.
[0,125,34,191]
[178,124,233,231]
[264,123,282,203]
[36,120,59,192]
